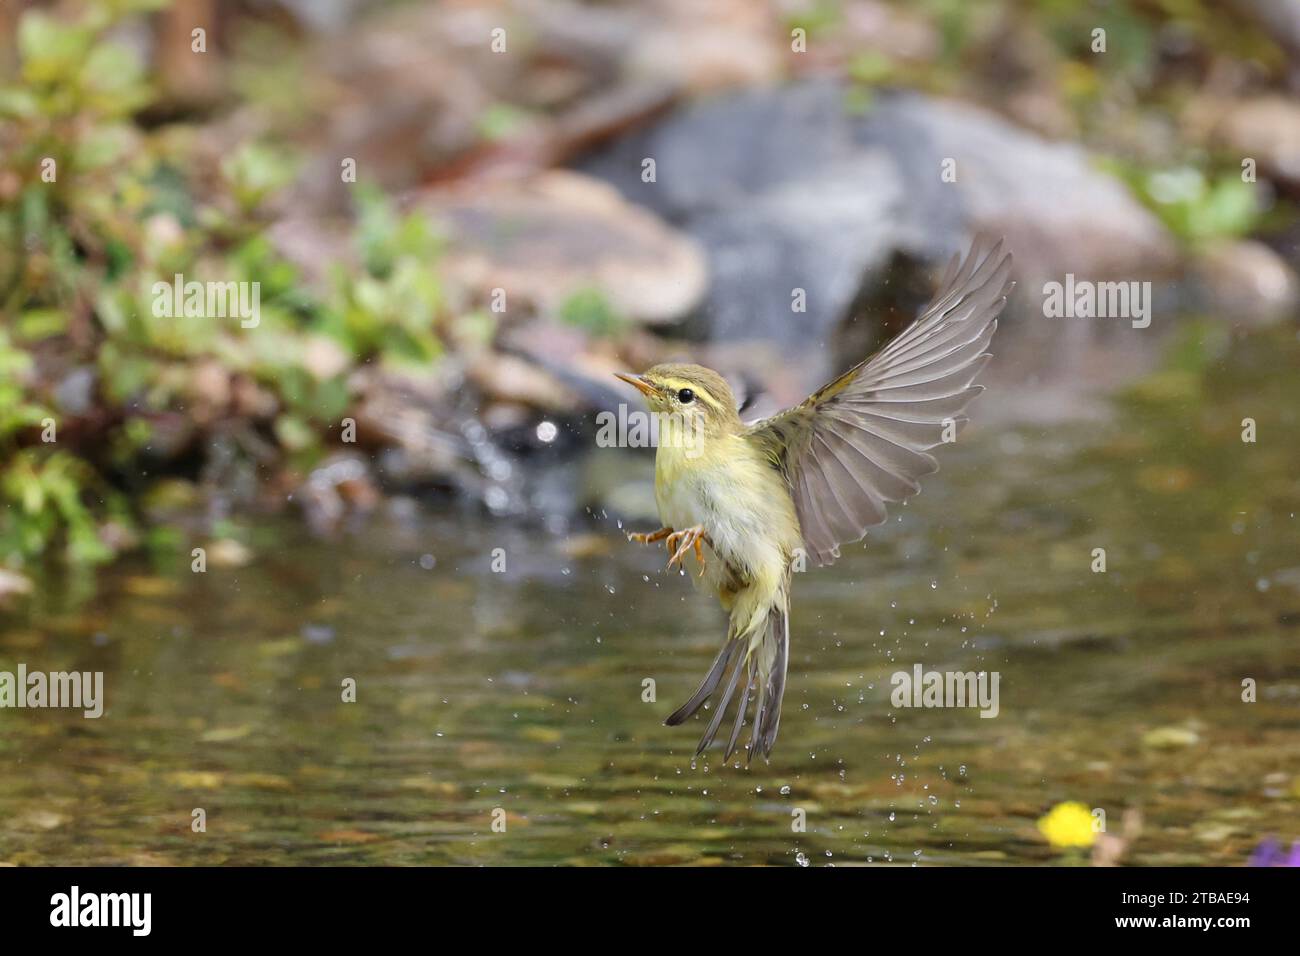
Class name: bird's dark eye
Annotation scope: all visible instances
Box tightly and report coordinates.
[677,388,695,404]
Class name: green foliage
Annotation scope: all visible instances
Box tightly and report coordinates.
[783,0,843,39]
[325,185,446,366]
[0,332,46,437]
[558,287,626,338]
[0,450,117,565]
[843,0,1289,161]
[476,103,533,143]
[0,329,122,564]
[222,144,298,214]
[0,5,454,567]
[1148,171,1261,243]
[1104,161,1263,244]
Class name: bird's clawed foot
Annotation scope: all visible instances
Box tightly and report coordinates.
[627,526,673,545]
[665,525,710,577]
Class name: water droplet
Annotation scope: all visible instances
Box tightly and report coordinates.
[484,486,510,513]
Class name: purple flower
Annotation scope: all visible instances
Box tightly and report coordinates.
[1249,837,1300,867]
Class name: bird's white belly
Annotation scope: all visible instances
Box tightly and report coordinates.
[656,475,704,539]
[655,454,793,590]
[657,474,737,594]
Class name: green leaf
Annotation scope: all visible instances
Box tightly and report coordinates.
[19,13,95,84]
[75,123,136,168]
[221,144,297,212]
[16,309,68,341]
[558,287,626,337]
[79,41,150,115]
[274,414,317,453]
[0,87,40,119]
[476,103,531,142]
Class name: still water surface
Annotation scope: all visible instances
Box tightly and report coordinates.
[1,326,1298,865]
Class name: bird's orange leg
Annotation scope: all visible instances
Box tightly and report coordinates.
[627,526,673,545]
[665,525,711,576]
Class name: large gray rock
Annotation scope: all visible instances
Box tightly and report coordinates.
[579,82,1178,348]
[689,157,906,344]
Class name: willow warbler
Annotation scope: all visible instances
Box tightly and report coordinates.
[616,237,1013,763]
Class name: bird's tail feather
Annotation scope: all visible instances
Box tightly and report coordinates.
[751,600,788,761]
[664,588,790,763]
[663,637,740,727]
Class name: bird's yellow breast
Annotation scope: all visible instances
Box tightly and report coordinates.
[654,431,801,591]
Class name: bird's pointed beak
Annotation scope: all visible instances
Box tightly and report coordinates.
[614,372,658,398]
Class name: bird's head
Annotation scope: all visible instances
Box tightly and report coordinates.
[614,363,741,440]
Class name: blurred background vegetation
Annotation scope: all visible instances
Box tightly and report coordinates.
[1,0,1297,580]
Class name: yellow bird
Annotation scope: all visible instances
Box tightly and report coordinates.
[616,237,1013,763]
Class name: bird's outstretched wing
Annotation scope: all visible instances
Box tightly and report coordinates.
[746,236,1013,567]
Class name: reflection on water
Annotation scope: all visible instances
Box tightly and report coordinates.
[2,325,1298,866]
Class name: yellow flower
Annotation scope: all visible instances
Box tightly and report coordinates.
[1037,801,1097,849]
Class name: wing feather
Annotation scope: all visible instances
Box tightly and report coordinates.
[806,433,864,542]
[747,237,1013,566]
